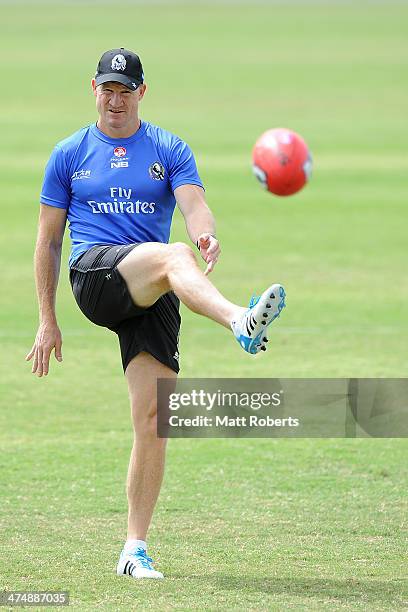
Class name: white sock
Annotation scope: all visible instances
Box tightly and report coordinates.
[124,538,147,553]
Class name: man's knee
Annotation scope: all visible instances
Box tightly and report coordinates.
[132,400,160,438]
[167,242,196,269]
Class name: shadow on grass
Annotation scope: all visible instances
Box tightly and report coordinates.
[170,574,407,607]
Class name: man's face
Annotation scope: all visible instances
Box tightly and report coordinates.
[92,80,146,133]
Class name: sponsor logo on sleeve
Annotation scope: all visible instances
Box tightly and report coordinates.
[72,169,91,181]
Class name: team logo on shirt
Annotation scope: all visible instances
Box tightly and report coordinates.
[149,161,165,181]
[114,147,127,157]
[111,54,126,71]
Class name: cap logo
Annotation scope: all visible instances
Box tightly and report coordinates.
[111,54,126,71]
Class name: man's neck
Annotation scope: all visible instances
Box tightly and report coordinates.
[96,119,141,139]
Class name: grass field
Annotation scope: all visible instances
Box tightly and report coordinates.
[1,1,407,610]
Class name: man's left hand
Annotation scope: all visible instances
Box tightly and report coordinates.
[197,233,220,275]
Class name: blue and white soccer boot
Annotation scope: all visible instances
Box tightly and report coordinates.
[231,284,286,354]
[117,546,164,579]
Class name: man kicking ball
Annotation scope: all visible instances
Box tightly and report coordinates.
[26,48,286,579]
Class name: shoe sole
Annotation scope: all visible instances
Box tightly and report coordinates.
[117,558,164,579]
[118,571,164,579]
[246,284,286,354]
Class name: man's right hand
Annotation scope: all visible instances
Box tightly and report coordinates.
[26,321,63,377]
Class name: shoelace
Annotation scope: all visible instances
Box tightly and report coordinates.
[131,547,154,570]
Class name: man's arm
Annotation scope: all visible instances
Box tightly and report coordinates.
[26,204,67,377]
[175,184,221,275]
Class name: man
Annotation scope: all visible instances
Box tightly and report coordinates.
[26,48,286,579]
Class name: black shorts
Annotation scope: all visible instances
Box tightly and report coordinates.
[69,244,181,374]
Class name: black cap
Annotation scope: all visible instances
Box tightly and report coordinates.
[95,48,144,90]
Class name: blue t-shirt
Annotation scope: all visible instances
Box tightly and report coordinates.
[40,121,204,267]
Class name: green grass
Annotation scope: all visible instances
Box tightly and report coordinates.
[1,2,407,610]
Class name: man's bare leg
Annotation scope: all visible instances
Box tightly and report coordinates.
[125,351,176,541]
[117,242,245,326]
[115,352,175,578]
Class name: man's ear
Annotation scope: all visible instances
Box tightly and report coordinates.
[138,83,147,100]
[91,78,97,96]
